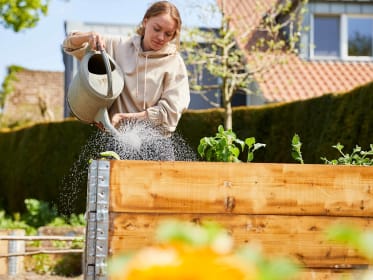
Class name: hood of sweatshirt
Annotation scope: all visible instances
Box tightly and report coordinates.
[131,34,178,58]
[130,35,179,110]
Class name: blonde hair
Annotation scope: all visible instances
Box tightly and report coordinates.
[136,1,182,46]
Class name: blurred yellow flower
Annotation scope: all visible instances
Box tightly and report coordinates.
[108,220,299,280]
[110,243,257,280]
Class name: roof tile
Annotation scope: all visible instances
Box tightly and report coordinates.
[217,0,373,102]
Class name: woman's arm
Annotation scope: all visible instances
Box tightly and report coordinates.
[69,31,105,50]
[146,55,190,133]
[63,31,105,59]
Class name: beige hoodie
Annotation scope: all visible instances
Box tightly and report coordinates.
[63,33,190,133]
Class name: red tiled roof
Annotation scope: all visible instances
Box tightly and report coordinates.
[258,55,373,102]
[217,0,277,47]
[216,0,373,102]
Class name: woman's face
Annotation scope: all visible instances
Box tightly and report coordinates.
[142,13,177,51]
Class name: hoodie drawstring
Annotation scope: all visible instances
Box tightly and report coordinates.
[143,54,148,110]
[136,50,148,111]
[136,54,139,98]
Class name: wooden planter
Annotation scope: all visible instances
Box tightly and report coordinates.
[84,160,373,280]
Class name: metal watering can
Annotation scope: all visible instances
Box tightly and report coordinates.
[67,47,124,135]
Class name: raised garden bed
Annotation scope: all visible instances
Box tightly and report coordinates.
[85,160,373,279]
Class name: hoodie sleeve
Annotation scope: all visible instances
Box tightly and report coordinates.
[146,54,190,133]
[62,31,90,60]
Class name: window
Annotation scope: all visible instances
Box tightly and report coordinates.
[314,16,340,57]
[312,14,373,60]
[348,17,373,57]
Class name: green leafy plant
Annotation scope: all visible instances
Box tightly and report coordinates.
[0,210,34,234]
[291,133,304,164]
[326,225,373,279]
[321,143,373,166]
[1,199,85,276]
[0,65,23,110]
[29,254,53,274]
[23,198,58,228]
[48,213,86,227]
[291,134,373,166]
[0,1,49,32]
[326,224,373,260]
[198,125,265,162]
[0,199,85,234]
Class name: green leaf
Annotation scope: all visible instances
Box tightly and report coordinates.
[259,258,301,280]
[0,0,49,32]
[100,151,121,160]
[108,253,133,275]
[198,126,265,162]
[247,152,254,162]
[245,137,255,148]
[291,133,304,164]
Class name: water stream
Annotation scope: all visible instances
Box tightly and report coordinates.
[58,120,197,215]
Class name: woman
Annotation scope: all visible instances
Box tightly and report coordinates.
[63,1,190,136]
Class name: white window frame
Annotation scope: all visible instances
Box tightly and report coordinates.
[311,13,373,61]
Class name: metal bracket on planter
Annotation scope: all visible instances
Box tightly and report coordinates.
[84,160,110,280]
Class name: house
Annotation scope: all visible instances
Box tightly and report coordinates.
[2,68,64,125]
[217,0,373,103]
[62,0,373,115]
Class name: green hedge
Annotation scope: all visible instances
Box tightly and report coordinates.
[178,81,373,163]
[0,119,97,215]
[1,82,372,215]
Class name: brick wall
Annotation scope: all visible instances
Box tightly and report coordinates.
[2,69,64,124]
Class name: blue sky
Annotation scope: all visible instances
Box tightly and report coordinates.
[0,0,219,83]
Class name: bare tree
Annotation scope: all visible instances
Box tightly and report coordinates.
[183,0,308,129]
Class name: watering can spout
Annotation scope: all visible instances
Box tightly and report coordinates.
[94,107,120,137]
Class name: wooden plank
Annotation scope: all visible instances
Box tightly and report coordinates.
[109,161,373,217]
[108,213,372,268]
[0,229,25,275]
[294,268,370,280]
[0,230,8,275]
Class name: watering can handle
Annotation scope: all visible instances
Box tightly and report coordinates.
[98,44,113,98]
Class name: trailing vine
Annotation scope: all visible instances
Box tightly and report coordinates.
[0,65,24,108]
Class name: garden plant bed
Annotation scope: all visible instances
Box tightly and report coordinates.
[0,227,84,279]
[85,160,373,279]
[0,272,82,280]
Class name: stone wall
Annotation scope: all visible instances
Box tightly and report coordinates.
[2,69,64,124]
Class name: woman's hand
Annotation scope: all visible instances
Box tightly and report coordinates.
[89,32,105,51]
[69,31,105,51]
[112,111,148,128]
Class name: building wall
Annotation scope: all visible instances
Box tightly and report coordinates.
[2,69,64,124]
[300,1,373,59]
